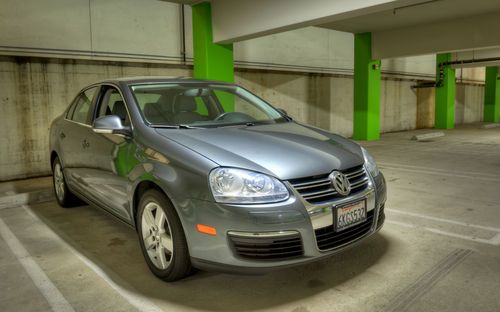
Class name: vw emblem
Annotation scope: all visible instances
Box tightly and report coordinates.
[329,171,351,196]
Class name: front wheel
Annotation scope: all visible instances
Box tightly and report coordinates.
[137,189,192,281]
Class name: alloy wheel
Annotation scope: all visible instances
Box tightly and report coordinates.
[53,162,65,201]
[141,202,174,270]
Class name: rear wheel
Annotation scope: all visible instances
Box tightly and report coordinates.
[52,157,80,207]
[137,189,192,281]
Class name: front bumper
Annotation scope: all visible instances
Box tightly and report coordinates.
[181,172,386,274]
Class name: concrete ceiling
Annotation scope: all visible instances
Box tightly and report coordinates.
[318,0,500,33]
[163,0,500,60]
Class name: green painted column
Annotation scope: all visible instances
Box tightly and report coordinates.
[192,2,234,111]
[353,32,381,141]
[483,66,500,123]
[435,53,456,129]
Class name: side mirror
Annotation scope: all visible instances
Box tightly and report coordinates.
[93,115,131,137]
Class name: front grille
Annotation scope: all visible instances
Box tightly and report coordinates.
[228,233,303,260]
[288,165,369,205]
[314,210,374,251]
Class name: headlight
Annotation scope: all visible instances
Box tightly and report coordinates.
[361,147,379,177]
[209,168,290,204]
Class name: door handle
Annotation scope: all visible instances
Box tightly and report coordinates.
[59,132,66,139]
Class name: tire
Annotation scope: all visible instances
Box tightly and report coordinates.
[137,189,192,282]
[52,157,80,208]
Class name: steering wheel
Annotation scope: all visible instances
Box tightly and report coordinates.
[214,112,255,122]
[214,112,231,121]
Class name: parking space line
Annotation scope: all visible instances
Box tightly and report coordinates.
[384,220,416,228]
[386,208,500,232]
[379,163,500,182]
[424,228,499,245]
[22,205,164,312]
[0,217,75,312]
[385,220,500,246]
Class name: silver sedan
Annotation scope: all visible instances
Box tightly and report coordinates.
[49,77,386,281]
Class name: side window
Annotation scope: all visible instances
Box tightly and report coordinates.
[96,88,130,126]
[66,96,78,119]
[70,87,97,124]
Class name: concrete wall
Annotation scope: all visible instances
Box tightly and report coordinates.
[1,0,482,83]
[455,84,484,124]
[0,57,188,181]
[0,0,183,63]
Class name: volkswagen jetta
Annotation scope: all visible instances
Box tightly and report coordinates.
[49,77,386,281]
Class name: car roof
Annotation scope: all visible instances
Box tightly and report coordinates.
[93,76,235,86]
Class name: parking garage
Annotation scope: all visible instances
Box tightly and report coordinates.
[1,0,500,311]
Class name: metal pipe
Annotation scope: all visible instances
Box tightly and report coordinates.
[413,56,500,88]
[392,0,441,15]
[441,56,500,67]
[179,4,186,65]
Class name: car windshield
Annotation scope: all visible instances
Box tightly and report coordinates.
[129,83,287,128]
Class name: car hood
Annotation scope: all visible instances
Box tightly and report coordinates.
[155,122,364,180]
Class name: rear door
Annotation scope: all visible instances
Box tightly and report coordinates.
[59,86,99,194]
[84,85,136,222]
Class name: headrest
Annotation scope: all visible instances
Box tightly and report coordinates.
[112,100,127,121]
[174,96,197,113]
[144,102,168,123]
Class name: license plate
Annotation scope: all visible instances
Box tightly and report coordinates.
[335,200,367,232]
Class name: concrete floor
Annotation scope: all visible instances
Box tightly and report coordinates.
[1,124,499,312]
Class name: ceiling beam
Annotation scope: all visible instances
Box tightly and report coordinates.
[372,11,500,59]
[211,0,428,43]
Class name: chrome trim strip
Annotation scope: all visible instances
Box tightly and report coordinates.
[295,181,331,190]
[291,178,330,188]
[302,188,338,198]
[303,191,337,201]
[346,170,365,179]
[227,230,300,238]
[64,119,92,128]
[345,168,364,177]
[350,178,369,188]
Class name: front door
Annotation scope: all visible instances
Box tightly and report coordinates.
[85,85,136,222]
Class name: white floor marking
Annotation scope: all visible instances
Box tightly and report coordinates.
[379,163,500,182]
[386,208,500,232]
[22,205,164,312]
[384,220,416,228]
[424,228,498,245]
[385,220,500,246]
[0,217,75,312]
[379,162,500,178]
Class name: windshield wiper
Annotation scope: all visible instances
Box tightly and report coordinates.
[150,124,203,129]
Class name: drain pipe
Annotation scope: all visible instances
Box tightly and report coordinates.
[179,4,187,65]
[413,56,500,89]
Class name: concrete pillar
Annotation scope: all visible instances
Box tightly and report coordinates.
[192,2,235,111]
[353,32,381,141]
[435,53,456,129]
[483,66,500,123]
